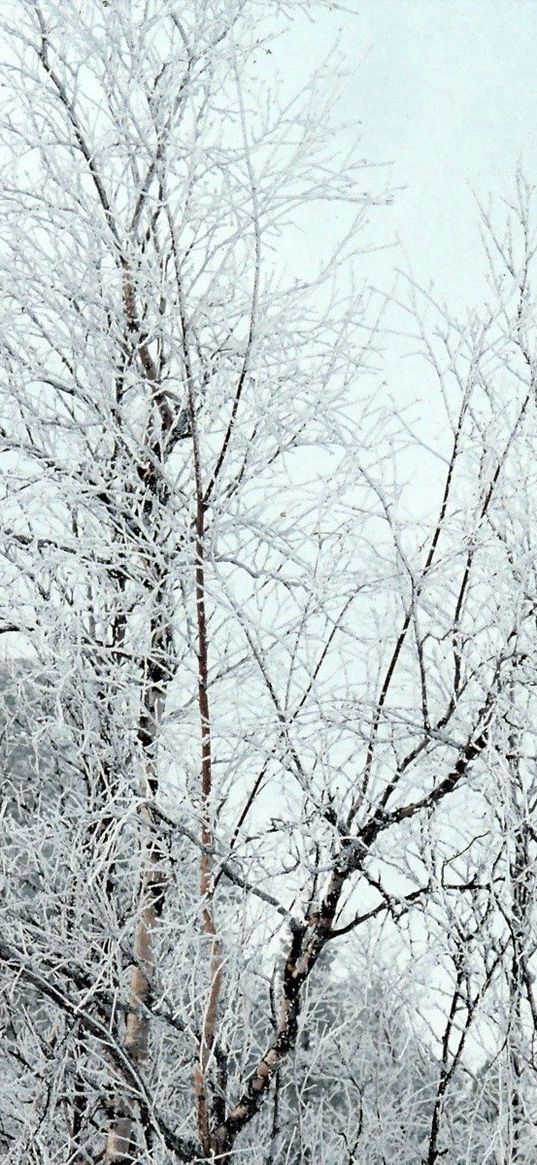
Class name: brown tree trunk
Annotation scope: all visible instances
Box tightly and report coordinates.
[105,262,172,1162]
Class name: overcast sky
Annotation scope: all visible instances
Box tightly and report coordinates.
[281,0,537,305]
[271,0,537,514]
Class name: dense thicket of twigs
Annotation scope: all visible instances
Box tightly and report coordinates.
[1,3,537,1163]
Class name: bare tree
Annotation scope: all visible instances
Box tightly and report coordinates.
[2,3,537,1164]
[388,176,537,1165]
